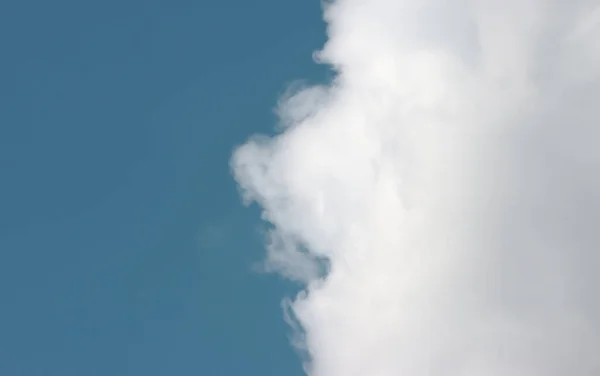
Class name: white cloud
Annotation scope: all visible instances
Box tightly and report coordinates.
[231,0,600,374]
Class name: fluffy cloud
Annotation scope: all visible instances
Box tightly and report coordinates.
[231,0,600,375]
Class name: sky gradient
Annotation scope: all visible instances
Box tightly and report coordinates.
[0,1,328,375]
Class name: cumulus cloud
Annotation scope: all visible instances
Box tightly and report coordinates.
[231,0,600,375]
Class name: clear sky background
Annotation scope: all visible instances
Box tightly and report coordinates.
[0,1,329,375]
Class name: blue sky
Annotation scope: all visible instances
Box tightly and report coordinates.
[0,1,329,374]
